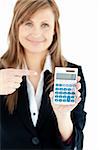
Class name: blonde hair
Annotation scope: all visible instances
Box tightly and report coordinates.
[0,0,67,113]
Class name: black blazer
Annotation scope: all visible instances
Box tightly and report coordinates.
[0,62,87,150]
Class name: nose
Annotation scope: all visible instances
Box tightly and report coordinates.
[31,26,42,38]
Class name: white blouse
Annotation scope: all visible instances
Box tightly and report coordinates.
[26,54,52,126]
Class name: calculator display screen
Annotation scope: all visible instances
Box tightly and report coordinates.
[56,73,76,80]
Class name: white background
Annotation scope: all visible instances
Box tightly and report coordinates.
[0,0,99,150]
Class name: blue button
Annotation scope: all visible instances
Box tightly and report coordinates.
[71,99,74,102]
[55,95,58,98]
[63,92,67,94]
[60,88,64,90]
[68,88,71,91]
[72,92,75,95]
[55,99,58,101]
[59,99,62,102]
[71,96,75,99]
[67,96,70,102]
[59,92,62,94]
[64,88,67,91]
[63,99,66,102]
[59,95,62,98]
[63,96,66,98]
[55,92,58,94]
[68,92,71,94]
[55,88,59,90]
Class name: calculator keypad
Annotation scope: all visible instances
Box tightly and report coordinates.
[54,83,76,103]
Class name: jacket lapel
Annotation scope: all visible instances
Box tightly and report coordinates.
[17,70,54,132]
[36,70,55,129]
[17,77,36,134]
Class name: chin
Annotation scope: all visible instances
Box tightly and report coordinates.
[25,48,48,54]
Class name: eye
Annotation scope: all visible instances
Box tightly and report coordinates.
[41,23,49,28]
[25,21,33,27]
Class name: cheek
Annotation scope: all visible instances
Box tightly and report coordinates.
[45,30,54,41]
[19,28,27,44]
[19,28,23,42]
[19,25,28,37]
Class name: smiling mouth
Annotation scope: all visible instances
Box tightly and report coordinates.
[26,38,45,44]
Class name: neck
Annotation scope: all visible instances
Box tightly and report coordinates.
[25,51,48,72]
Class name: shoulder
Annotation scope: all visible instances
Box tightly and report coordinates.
[67,61,80,68]
[67,61,82,71]
[66,61,85,80]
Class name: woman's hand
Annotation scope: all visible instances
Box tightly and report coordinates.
[0,68,35,95]
[49,76,81,141]
[49,76,81,114]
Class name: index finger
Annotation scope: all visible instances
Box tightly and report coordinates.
[11,69,38,76]
[17,69,38,76]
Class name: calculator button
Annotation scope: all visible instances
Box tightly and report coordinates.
[59,99,62,102]
[55,95,58,98]
[71,99,75,102]
[55,88,59,90]
[64,88,67,91]
[59,95,62,98]
[63,92,67,94]
[73,84,76,87]
[71,92,75,95]
[68,88,71,91]
[62,84,66,87]
[71,88,76,91]
[60,88,64,90]
[55,92,58,94]
[59,92,62,94]
[67,96,70,102]
[63,96,66,98]
[67,92,71,94]
[63,99,67,102]
[55,99,58,101]
[71,96,75,99]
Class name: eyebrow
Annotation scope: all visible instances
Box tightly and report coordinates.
[29,19,50,23]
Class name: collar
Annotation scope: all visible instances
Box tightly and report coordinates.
[42,53,52,74]
[23,53,52,74]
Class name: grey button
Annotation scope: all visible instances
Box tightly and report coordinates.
[32,137,40,145]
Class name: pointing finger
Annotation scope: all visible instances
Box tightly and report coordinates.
[18,69,38,76]
[8,69,38,76]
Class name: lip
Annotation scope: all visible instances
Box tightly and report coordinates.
[26,38,45,44]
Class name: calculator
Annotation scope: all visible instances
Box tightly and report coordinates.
[53,67,78,105]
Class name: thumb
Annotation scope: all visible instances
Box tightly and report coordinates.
[49,91,54,101]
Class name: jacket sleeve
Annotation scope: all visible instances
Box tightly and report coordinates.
[71,66,87,150]
[56,66,87,150]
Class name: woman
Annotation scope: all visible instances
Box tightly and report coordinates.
[0,0,86,149]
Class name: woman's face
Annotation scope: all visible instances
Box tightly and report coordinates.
[19,8,55,54]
